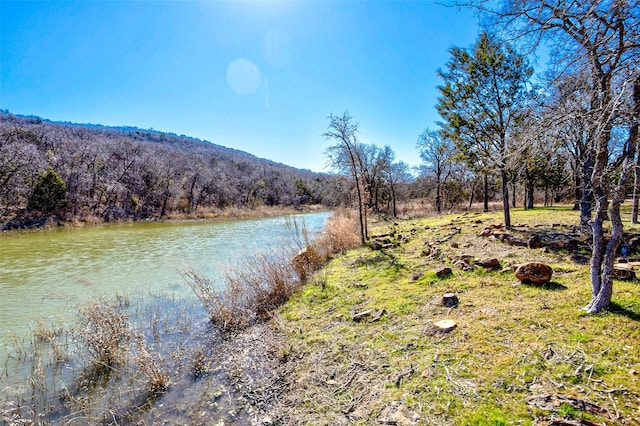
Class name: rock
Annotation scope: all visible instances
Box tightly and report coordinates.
[451,242,459,248]
[548,240,568,251]
[476,258,500,269]
[528,235,543,249]
[433,319,457,333]
[617,257,629,263]
[410,272,424,281]
[478,228,493,237]
[352,309,374,322]
[612,266,636,281]
[515,262,553,285]
[369,240,384,251]
[435,267,452,278]
[441,293,459,307]
[505,235,528,247]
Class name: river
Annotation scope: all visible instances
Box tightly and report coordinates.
[0,212,330,343]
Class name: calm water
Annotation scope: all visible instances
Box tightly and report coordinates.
[0,212,330,341]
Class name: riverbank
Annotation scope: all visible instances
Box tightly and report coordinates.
[4,207,640,424]
[266,207,640,424]
[0,204,327,231]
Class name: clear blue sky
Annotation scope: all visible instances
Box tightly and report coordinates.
[1,1,481,172]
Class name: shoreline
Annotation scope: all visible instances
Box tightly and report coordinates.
[0,204,329,233]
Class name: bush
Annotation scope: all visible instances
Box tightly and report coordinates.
[27,168,67,214]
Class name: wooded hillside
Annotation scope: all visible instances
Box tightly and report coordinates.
[0,112,347,224]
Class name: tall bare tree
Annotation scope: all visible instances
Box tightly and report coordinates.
[324,112,368,244]
[461,0,640,312]
[417,128,454,213]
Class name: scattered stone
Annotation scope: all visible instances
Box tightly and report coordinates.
[433,319,457,333]
[515,262,553,285]
[441,293,459,307]
[478,228,493,237]
[451,242,459,248]
[504,235,528,247]
[612,266,636,281]
[435,267,453,278]
[528,235,543,249]
[476,258,500,269]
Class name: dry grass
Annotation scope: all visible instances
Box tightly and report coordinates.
[76,299,131,368]
[184,209,361,332]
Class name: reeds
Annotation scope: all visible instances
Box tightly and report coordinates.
[76,300,130,368]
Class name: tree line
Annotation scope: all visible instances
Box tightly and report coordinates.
[324,0,639,314]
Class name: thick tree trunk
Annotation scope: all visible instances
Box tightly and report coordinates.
[526,181,534,209]
[580,149,594,227]
[585,74,637,313]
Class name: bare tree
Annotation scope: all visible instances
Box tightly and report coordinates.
[461,0,640,312]
[417,128,454,213]
[324,112,368,244]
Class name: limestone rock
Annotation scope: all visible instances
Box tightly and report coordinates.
[515,262,553,285]
[433,319,457,333]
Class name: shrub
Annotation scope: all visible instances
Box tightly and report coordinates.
[27,168,67,214]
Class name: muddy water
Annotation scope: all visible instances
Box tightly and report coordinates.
[0,212,330,343]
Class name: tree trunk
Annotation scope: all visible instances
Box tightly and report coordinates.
[631,78,640,224]
[501,168,511,229]
[468,185,475,210]
[526,181,534,209]
[573,172,581,211]
[483,173,489,213]
[580,149,594,227]
[511,182,517,208]
[436,176,442,213]
[632,161,640,224]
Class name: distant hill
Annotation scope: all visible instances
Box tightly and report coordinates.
[0,111,346,224]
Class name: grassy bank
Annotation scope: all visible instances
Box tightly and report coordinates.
[3,207,640,425]
[273,207,640,424]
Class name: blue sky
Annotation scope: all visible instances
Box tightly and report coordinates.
[1,1,481,172]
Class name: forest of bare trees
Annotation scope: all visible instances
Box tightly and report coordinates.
[0,111,351,225]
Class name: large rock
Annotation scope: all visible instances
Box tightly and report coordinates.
[515,262,553,285]
[476,258,500,269]
[612,266,636,281]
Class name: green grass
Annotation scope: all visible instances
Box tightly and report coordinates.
[276,206,640,425]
